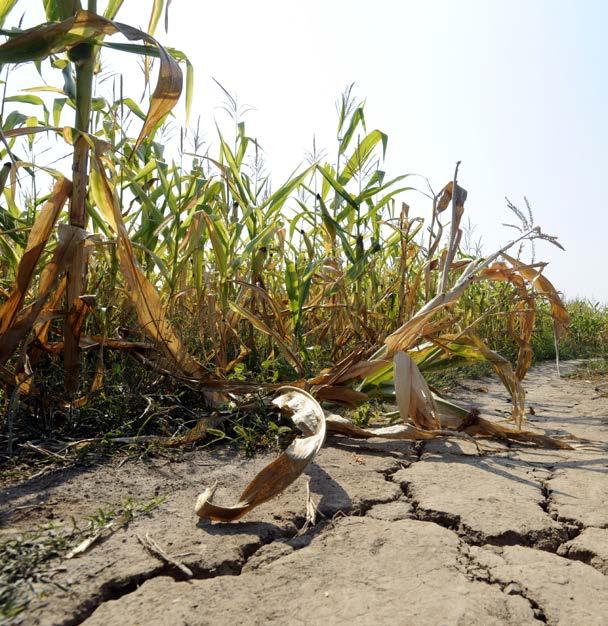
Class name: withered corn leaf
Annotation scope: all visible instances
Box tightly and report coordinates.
[394,350,440,430]
[195,388,326,522]
[90,156,205,378]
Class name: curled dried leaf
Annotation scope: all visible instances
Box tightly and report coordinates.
[195,387,326,522]
[0,10,183,153]
[502,253,569,337]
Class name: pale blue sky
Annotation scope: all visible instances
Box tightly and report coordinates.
[6,1,608,301]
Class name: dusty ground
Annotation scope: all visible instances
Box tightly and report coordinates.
[1,361,607,625]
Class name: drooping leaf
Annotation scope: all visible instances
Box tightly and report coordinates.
[0,223,85,366]
[89,156,204,378]
[0,177,71,335]
[502,252,569,337]
[0,10,183,153]
[394,350,439,430]
[435,333,526,428]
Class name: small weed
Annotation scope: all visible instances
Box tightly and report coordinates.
[206,396,296,457]
[80,495,165,534]
[0,495,165,619]
[0,526,70,619]
[566,359,608,382]
[351,402,383,428]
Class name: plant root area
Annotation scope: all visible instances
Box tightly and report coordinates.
[1,361,607,625]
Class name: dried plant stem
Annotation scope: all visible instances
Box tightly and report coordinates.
[64,23,95,395]
[439,161,461,293]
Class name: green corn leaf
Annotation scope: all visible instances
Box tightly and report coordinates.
[339,105,365,156]
[2,110,27,129]
[0,10,183,153]
[43,0,81,22]
[260,165,314,214]
[0,0,18,28]
[118,97,146,121]
[317,164,359,212]
[103,0,125,19]
[201,211,228,277]
[338,130,388,186]
[184,58,193,123]
[354,173,412,204]
[147,0,165,35]
[53,98,68,126]
[284,259,299,318]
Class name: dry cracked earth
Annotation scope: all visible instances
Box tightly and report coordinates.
[1,361,607,625]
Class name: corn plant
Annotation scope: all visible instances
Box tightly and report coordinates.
[0,0,192,393]
[0,0,575,468]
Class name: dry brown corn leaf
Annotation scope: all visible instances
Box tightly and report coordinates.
[307,347,370,387]
[325,406,568,450]
[477,262,535,380]
[195,387,326,522]
[325,413,437,440]
[464,333,526,428]
[31,276,66,355]
[502,252,569,337]
[471,418,573,450]
[394,350,440,430]
[425,332,526,428]
[434,396,572,450]
[436,180,467,212]
[90,157,205,379]
[332,358,391,385]
[313,384,369,406]
[0,224,85,365]
[0,177,71,334]
[384,224,549,360]
[438,410,572,450]
[326,413,485,452]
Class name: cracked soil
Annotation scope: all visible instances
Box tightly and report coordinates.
[1,361,607,625]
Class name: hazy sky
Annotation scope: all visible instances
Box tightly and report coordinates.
[7,1,608,302]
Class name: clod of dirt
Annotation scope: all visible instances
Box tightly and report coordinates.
[393,455,568,550]
[558,527,608,574]
[468,544,608,625]
[365,501,414,521]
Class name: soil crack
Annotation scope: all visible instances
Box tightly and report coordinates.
[456,543,548,623]
[394,475,572,552]
[67,501,378,625]
[63,524,301,625]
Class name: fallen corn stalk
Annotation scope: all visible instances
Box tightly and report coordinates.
[194,371,571,524]
[326,407,572,451]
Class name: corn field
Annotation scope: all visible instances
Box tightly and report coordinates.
[0,1,583,517]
